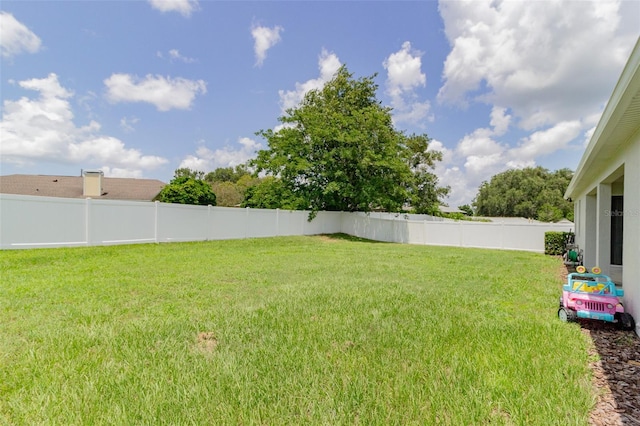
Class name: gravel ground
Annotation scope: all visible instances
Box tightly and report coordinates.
[558,264,640,425]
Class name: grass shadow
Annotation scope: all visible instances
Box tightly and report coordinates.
[317,233,389,244]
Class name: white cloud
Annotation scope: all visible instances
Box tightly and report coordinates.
[437,0,639,130]
[464,152,505,178]
[120,116,140,133]
[489,106,510,136]
[457,129,503,157]
[444,118,581,205]
[384,41,426,97]
[0,12,41,58]
[438,166,477,208]
[433,0,639,207]
[273,122,295,134]
[0,74,167,174]
[99,167,144,179]
[147,0,199,17]
[104,74,207,111]
[383,41,430,125]
[509,120,582,163]
[582,126,596,147]
[179,137,263,171]
[279,49,341,112]
[426,140,479,208]
[427,139,452,163]
[67,136,166,168]
[452,125,507,184]
[157,49,196,63]
[251,24,283,67]
[392,102,432,127]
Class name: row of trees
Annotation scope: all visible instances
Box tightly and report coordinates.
[157,66,449,219]
[156,65,574,223]
[472,167,574,221]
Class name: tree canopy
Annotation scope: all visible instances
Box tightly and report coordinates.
[473,167,573,221]
[204,165,257,207]
[204,165,250,184]
[241,176,308,210]
[156,168,217,206]
[251,65,447,218]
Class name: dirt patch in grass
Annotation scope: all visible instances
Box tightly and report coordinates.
[558,264,640,425]
[196,331,218,354]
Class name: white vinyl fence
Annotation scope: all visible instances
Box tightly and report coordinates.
[0,194,573,252]
[344,212,573,251]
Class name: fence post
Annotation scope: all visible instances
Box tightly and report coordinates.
[276,209,280,236]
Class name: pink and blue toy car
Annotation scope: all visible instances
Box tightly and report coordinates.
[558,266,635,330]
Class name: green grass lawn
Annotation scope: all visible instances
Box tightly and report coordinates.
[0,235,593,425]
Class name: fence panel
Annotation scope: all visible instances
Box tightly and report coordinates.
[343,214,403,243]
[209,207,248,240]
[502,224,544,251]
[157,203,211,242]
[422,221,462,247]
[277,210,306,236]
[460,222,504,249]
[303,211,339,235]
[247,208,278,238]
[0,194,86,248]
[89,199,156,245]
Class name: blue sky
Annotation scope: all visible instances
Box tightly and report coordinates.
[1,0,639,207]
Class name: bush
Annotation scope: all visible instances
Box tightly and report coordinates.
[156,176,217,206]
[545,231,573,255]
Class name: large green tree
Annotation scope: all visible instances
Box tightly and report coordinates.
[473,167,573,221]
[156,168,217,206]
[251,65,447,218]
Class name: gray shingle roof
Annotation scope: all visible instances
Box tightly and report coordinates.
[0,174,166,201]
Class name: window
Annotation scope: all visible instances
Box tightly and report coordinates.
[610,196,623,265]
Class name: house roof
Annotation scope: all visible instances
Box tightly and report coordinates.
[565,37,640,198]
[439,205,464,214]
[0,174,166,201]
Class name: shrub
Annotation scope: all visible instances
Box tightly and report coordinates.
[545,231,573,255]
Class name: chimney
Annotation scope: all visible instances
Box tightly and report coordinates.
[83,170,104,197]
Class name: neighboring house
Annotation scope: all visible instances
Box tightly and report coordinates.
[565,38,640,332]
[439,206,465,215]
[0,170,166,201]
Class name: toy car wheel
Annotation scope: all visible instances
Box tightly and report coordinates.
[558,307,577,323]
[615,313,636,331]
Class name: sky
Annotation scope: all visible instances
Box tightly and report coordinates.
[1,0,639,207]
